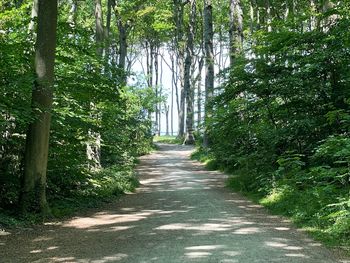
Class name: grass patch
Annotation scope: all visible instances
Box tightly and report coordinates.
[191,147,220,170]
[258,184,350,250]
[153,135,183,144]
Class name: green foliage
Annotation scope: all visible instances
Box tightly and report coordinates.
[0,1,154,218]
[0,3,33,209]
[202,3,350,250]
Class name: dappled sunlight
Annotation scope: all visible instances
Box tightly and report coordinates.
[232,227,262,235]
[285,253,310,258]
[89,253,129,262]
[63,213,150,229]
[0,230,11,236]
[185,251,212,259]
[186,245,226,250]
[49,257,76,262]
[0,144,344,263]
[156,223,232,232]
[32,236,54,242]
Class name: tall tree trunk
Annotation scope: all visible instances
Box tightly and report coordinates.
[111,0,127,77]
[158,47,163,136]
[104,0,112,67]
[165,104,170,136]
[20,0,58,215]
[145,41,154,125]
[229,0,244,66]
[68,0,77,28]
[173,0,186,138]
[196,56,204,130]
[118,22,127,72]
[86,0,104,170]
[28,0,38,32]
[95,0,104,56]
[154,46,160,135]
[265,0,272,32]
[171,56,175,136]
[203,0,214,147]
[106,0,112,37]
[184,0,196,145]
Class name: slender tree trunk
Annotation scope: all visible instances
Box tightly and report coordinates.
[146,41,154,125]
[95,0,104,56]
[184,0,196,145]
[104,0,112,67]
[106,0,112,37]
[28,0,38,32]
[171,55,175,136]
[229,0,244,66]
[158,47,163,135]
[203,0,214,147]
[165,105,170,136]
[68,0,77,28]
[154,46,160,135]
[86,0,104,170]
[265,0,272,32]
[112,0,127,75]
[173,0,186,138]
[118,22,127,73]
[197,56,204,130]
[20,0,58,215]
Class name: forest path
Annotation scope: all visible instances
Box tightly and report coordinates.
[1,144,348,263]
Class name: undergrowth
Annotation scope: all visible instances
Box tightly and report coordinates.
[0,164,139,228]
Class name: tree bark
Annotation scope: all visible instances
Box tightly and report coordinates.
[86,0,104,170]
[196,56,204,130]
[68,0,78,28]
[20,0,58,215]
[118,21,127,72]
[203,0,214,148]
[28,0,38,32]
[95,0,104,56]
[173,0,186,138]
[229,0,244,66]
[184,0,196,145]
[171,56,175,136]
[154,46,160,135]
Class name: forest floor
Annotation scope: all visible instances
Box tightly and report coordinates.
[0,144,349,263]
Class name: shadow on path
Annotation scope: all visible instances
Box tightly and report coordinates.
[0,143,348,262]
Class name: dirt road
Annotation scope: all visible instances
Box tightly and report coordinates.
[1,144,348,262]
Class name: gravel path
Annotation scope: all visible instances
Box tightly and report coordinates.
[1,143,348,263]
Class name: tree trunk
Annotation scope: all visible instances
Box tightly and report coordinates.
[118,22,127,72]
[104,0,112,66]
[86,0,104,170]
[196,56,204,130]
[265,0,272,32]
[28,0,38,32]
[173,0,186,138]
[95,0,104,56]
[229,0,244,66]
[68,0,78,28]
[203,0,214,147]
[165,104,170,136]
[20,0,58,215]
[184,0,196,145]
[154,46,160,135]
[171,56,175,136]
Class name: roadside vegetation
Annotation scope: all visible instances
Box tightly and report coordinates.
[153,135,183,145]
